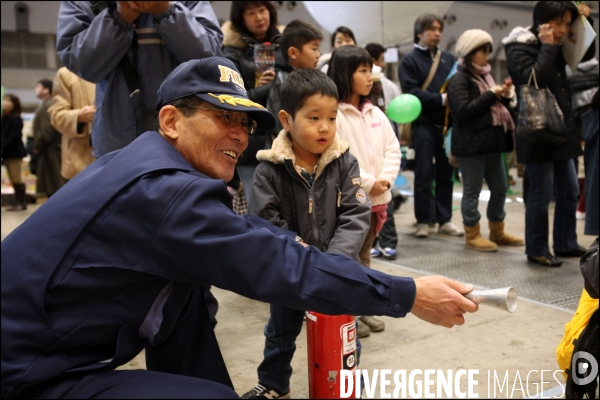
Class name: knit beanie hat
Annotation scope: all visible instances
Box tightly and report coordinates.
[455,29,493,58]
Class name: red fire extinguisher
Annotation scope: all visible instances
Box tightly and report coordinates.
[306,312,357,398]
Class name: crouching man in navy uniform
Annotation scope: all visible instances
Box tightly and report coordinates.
[1,57,479,399]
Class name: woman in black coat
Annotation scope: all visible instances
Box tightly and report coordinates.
[221,1,282,210]
[503,1,595,267]
[448,29,524,253]
[1,93,27,211]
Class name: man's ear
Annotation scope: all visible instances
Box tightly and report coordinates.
[278,110,291,131]
[158,105,180,141]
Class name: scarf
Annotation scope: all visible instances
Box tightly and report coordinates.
[459,59,515,132]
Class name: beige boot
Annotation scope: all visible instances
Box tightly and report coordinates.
[489,221,524,246]
[464,224,498,252]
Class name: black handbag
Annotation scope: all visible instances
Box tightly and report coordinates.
[515,69,568,146]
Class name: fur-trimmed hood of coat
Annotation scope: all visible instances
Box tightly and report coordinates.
[502,26,538,46]
[256,129,350,178]
[221,20,284,49]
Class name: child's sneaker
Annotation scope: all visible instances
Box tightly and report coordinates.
[370,247,382,257]
[379,246,397,260]
[241,384,290,399]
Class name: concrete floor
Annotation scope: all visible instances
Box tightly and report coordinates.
[1,168,596,399]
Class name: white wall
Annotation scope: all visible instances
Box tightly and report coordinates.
[1,1,61,34]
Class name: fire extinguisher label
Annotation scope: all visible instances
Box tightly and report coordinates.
[341,321,357,370]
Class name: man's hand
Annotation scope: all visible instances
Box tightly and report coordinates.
[134,1,171,15]
[117,2,170,24]
[77,105,96,124]
[116,2,141,24]
[369,178,391,197]
[411,276,478,328]
[256,70,276,87]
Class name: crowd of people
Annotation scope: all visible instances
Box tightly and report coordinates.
[1,1,598,399]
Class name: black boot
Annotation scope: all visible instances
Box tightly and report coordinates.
[8,183,27,211]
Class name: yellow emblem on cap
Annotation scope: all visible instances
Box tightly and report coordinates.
[217,65,246,90]
[208,93,265,109]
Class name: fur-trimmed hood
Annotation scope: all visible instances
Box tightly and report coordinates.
[256,129,350,178]
[502,26,538,46]
[222,21,246,49]
[221,20,284,49]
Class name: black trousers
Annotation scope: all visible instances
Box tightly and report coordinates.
[373,200,398,249]
[33,285,236,399]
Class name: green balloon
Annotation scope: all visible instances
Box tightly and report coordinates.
[386,93,422,123]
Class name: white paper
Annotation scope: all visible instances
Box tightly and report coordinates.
[384,47,399,64]
[562,13,597,71]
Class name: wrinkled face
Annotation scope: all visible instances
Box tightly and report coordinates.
[352,63,373,97]
[3,97,14,114]
[334,33,355,49]
[471,46,491,67]
[282,94,338,159]
[548,12,572,43]
[175,105,249,181]
[418,20,443,48]
[243,4,270,40]
[295,39,321,69]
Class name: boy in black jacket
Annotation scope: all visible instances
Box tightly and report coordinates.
[242,69,371,399]
[265,19,322,141]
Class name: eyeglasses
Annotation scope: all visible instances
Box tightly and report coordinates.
[188,106,258,135]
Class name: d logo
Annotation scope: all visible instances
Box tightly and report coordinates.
[572,351,598,386]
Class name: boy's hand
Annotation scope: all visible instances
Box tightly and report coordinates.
[369,178,391,197]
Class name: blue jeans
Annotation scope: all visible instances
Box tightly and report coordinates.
[456,153,507,227]
[257,304,362,393]
[413,123,454,225]
[525,160,579,256]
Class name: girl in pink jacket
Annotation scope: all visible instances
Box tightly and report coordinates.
[328,45,402,337]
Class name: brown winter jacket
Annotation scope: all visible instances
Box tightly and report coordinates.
[48,67,96,180]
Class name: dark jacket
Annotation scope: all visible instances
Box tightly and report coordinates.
[1,115,26,160]
[398,44,456,127]
[581,238,599,299]
[1,131,416,399]
[251,131,371,262]
[265,52,295,137]
[503,25,595,164]
[56,1,223,158]
[32,99,66,195]
[447,67,514,157]
[221,21,280,106]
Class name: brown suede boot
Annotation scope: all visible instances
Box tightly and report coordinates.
[464,224,498,252]
[489,221,524,246]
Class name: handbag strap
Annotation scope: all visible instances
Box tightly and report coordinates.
[422,49,441,90]
[527,68,539,89]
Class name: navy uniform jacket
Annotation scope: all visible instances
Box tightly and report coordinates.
[1,132,416,398]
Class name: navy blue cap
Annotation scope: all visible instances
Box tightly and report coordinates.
[156,57,276,130]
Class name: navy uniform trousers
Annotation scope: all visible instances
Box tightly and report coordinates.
[30,286,237,399]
